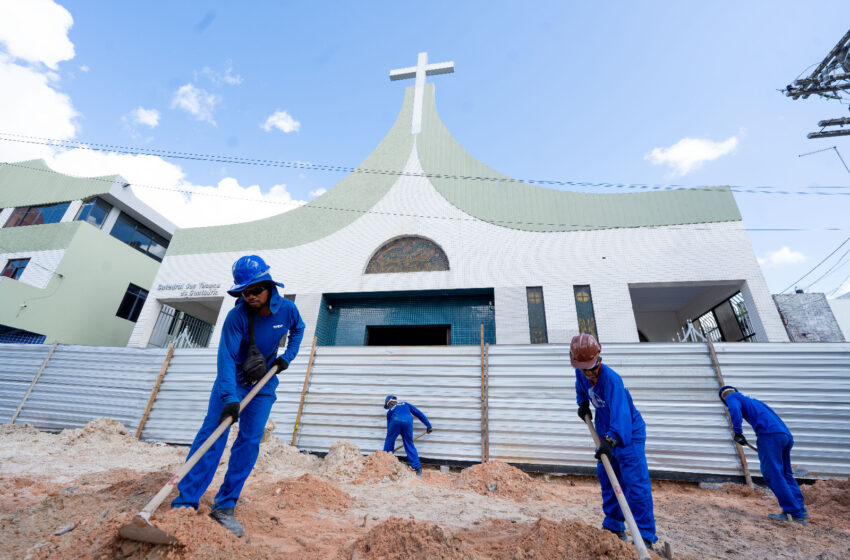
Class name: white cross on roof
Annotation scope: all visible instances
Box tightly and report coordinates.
[390,52,454,135]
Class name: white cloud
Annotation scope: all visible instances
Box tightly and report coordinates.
[79,64,89,72]
[126,107,160,128]
[262,110,300,133]
[171,84,219,125]
[199,63,243,86]
[309,188,327,198]
[757,246,806,267]
[645,135,738,177]
[0,0,74,69]
[47,149,306,228]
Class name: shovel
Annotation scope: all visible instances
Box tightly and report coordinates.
[119,364,281,545]
[393,430,428,453]
[583,415,651,560]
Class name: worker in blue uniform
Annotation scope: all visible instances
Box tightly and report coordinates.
[383,395,432,476]
[171,255,305,537]
[572,333,657,550]
[719,386,808,525]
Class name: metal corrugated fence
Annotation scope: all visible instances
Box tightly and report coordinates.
[2,341,848,479]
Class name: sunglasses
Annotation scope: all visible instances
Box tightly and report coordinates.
[242,285,267,297]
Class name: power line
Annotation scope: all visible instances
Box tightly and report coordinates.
[3,160,850,232]
[798,146,850,175]
[780,235,850,293]
[1,131,849,195]
[803,248,850,291]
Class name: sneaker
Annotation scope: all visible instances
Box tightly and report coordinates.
[798,511,810,519]
[642,539,654,551]
[603,527,627,542]
[209,507,244,537]
[790,516,808,526]
[768,512,789,522]
[415,468,423,477]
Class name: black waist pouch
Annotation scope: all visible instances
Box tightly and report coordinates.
[241,312,268,385]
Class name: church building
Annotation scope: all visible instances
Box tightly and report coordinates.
[128,53,789,349]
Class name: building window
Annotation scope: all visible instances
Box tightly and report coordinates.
[693,291,756,342]
[5,202,71,228]
[1,258,30,280]
[116,284,148,322]
[76,197,112,228]
[284,294,296,302]
[109,213,169,262]
[365,236,449,274]
[526,287,548,344]
[574,285,599,339]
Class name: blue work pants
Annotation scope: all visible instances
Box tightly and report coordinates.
[383,420,420,470]
[757,432,807,518]
[597,440,657,543]
[171,385,276,510]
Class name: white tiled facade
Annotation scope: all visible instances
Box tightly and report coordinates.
[129,144,789,347]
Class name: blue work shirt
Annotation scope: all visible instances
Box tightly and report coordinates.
[387,402,432,429]
[575,363,645,447]
[725,392,790,436]
[215,289,305,404]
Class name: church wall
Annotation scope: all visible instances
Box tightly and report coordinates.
[494,287,530,344]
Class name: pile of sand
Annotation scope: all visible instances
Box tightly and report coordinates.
[453,460,548,501]
[260,474,351,512]
[336,517,470,560]
[0,420,186,482]
[354,451,410,484]
[320,440,365,481]
[802,477,850,529]
[218,419,319,477]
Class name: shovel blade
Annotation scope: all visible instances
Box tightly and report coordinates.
[119,514,179,545]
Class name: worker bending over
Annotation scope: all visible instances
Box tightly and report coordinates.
[171,255,305,536]
[719,386,808,525]
[572,333,657,550]
[383,395,432,476]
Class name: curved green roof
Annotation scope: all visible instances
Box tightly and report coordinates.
[0,159,119,207]
[168,84,741,256]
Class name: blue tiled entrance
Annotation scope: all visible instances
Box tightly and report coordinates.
[315,289,495,346]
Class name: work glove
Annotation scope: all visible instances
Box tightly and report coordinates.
[733,433,748,446]
[272,356,289,374]
[594,436,616,461]
[219,402,240,425]
[577,401,592,422]
[426,427,433,434]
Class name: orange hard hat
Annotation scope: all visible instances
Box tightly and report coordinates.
[570,333,601,369]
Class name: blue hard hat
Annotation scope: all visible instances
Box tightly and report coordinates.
[719,385,737,403]
[227,255,284,297]
[384,395,397,409]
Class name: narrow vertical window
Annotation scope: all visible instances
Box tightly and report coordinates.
[526,286,548,344]
[574,285,598,339]
[116,283,149,322]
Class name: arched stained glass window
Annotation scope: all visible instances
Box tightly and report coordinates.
[365,236,449,274]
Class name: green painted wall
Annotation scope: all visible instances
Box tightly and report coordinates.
[0,222,160,346]
[0,221,79,252]
[0,160,117,207]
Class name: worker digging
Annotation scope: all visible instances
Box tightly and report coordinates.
[719,385,810,526]
[169,255,305,536]
[572,333,658,553]
[383,395,433,476]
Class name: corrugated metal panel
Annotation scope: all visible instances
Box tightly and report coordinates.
[488,344,744,477]
[14,345,167,432]
[0,343,51,423]
[716,342,850,477]
[295,345,483,462]
[141,349,310,444]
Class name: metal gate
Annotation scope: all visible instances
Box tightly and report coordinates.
[149,305,214,349]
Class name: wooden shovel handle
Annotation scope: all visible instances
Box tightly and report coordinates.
[136,364,281,521]
[394,430,428,453]
[584,416,651,560]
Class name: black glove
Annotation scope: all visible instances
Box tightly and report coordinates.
[733,433,748,446]
[272,356,289,374]
[426,427,433,434]
[594,436,616,461]
[577,401,592,422]
[219,402,240,425]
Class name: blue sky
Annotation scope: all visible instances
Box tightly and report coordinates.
[1,1,849,295]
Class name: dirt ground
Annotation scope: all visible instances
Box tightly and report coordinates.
[2,419,848,560]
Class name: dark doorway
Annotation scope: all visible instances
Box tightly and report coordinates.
[366,325,451,346]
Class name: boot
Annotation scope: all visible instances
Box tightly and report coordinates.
[768,512,788,522]
[603,527,627,542]
[642,539,654,551]
[209,507,244,537]
[416,468,423,477]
